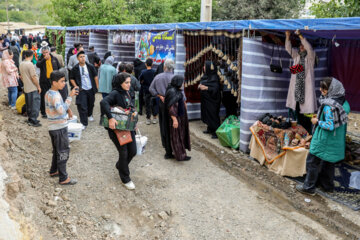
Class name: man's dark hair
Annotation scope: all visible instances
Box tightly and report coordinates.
[10,40,16,46]
[145,58,153,67]
[320,77,332,91]
[88,46,94,51]
[125,64,134,74]
[50,70,65,83]
[94,56,101,64]
[112,72,130,89]
[74,43,80,49]
[118,63,126,72]
[23,50,33,58]
[50,47,56,52]
[77,50,85,58]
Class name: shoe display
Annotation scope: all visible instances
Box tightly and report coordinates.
[295,184,315,196]
[88,116,94,122]
[123,181,135,190]
[146,119,151,125]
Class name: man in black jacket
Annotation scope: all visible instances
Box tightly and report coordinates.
[133,58,146,115]
[36,46,61,118]
[87,46,99,65]
[70,51,99,128]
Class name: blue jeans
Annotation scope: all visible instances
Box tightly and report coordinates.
[8,86,18,107]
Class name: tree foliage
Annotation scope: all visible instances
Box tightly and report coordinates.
[212,0,305,21]
[309,0,360,18]
[47,0,201,26]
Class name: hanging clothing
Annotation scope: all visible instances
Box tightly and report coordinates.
[0,50,19,88]
[285,37,317,113]
[200,61,221,133]
[295,51,307,104]
[165,76,191,161]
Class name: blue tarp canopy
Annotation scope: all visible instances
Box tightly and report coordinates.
[47,17,360,39]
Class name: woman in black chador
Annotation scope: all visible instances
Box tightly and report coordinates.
[198,61,221,139]
[165,75,191,161]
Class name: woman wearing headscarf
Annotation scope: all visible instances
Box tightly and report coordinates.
[165,75,191,161]
[98,56,117,98]
[285,30,317,133]
[21,43,29,61]
[66,47,75,67]
[100,72,137,190]
[198,61,221,139]
[0,50,19,109]
[296,77,350,195]
[103,51,112,63]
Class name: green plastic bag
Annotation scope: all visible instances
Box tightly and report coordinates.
[216,115,241,149]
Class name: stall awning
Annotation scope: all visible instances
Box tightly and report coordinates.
[47,17,360,38]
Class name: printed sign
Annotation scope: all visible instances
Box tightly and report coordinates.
[136,30,175,63]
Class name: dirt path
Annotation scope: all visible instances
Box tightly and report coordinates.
[0,91,358,239]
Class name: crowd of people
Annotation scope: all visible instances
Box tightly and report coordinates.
[0,34,193,190]
[0,30,351,195]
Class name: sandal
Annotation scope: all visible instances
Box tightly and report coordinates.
[50,172,59,178]
[59,178,78,185]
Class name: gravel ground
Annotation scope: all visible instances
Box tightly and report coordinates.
[0,89,359,239]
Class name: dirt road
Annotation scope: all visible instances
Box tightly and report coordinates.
[0,91,359,239]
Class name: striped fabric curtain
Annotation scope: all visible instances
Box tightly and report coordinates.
[239,38,329,152]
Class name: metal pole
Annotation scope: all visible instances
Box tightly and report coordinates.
[200,0,212,22]
[6,0,10,32]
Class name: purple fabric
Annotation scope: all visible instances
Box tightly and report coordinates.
[330,40,360,112]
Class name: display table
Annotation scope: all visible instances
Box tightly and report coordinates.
[249,121,309,177]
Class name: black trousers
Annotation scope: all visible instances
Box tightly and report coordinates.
[76,89,95,126]
[144,92,159,119]
[159,101,172,155]
[303,153,335,191]
[59,83,69,101]
[49,127,70,182]
[25,90,40,123]
[108,129,137,183]
[296,102,312,134]
[222,91,238,118]
[40,80,51,116]
[139,88,144,113]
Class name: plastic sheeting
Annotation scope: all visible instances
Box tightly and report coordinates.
[47,17,360,35]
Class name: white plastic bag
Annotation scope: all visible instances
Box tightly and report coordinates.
[135,129,148,155]
[349,171,360,190]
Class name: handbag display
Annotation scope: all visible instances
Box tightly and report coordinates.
[289,64,304,74]
[270,45,283,73]
[114,130,133,146]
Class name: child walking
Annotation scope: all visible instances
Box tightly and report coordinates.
[45,71,79,185]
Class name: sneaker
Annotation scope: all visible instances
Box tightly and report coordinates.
[81,125,87,130]
[28,121,42,127]
[295,184,315,196]
[152,118,158,124]
[42,114,47,119]
[123,181,135,190]
[88,116,94,122]
[146,119,151,125]
[11,106,16,110]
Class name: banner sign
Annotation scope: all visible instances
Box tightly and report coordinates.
[113,32,135,45]
[136,30,176,63]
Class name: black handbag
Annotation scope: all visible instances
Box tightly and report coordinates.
[270,45,283,73]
